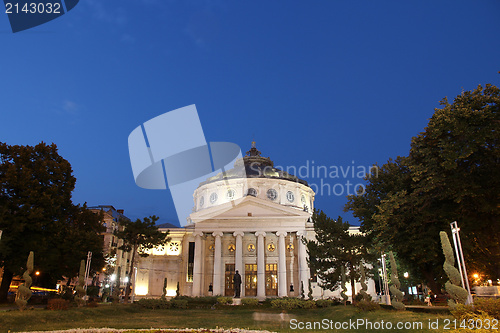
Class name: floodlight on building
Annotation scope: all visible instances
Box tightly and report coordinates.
[404,272,409,279]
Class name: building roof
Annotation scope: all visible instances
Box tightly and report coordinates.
[157,222,182,229]
[198,142,309,187]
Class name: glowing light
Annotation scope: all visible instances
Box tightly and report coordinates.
[404,272,409,278]
[135,285,148,296]
[473,273,479,279]
[166,289,176,297]
[35,271,40,276]
[124,277,129,283]
[110,274,116,281]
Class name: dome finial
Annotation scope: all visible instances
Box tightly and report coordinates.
[246,140,261,157]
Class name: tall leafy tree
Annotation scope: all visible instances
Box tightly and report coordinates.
[0,142,105,302]
[114,215,170,303]
[306,210,371,304]
[0,142,75,302]
[345,83,500,291]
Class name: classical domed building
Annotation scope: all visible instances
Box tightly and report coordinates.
[132,143,375,300]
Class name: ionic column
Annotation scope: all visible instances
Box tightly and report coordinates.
[212,231,223,295]
[276,231,287,297]
[297,230,310,299]
[233,231,245,297]
[192,231,203,296]
[255,231,266,299]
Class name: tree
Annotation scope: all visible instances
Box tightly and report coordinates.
[52,204,105,285]
[0,142,75,302]
[0,142,105,302]
[114,215,170,303]
[306,210,371,304]
[345,83,500,290]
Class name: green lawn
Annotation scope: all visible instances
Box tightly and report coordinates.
[0,304,453,333]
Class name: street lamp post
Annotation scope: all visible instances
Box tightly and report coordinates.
[450,221,473,305]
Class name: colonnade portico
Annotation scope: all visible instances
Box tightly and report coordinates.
[191,230,310,299]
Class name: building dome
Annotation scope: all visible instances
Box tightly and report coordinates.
[193,142,314,212]
[199,141,309,186]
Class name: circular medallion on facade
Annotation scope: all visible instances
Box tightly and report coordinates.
[199,196,204,208]
[247,243,255,252]
[227,188,236,200]
[287,243,294,251]
[210,192,218,204]
[286,191,295,203]
[267,189,278,201]
[247,188,257,197]
[228,244,236,252]
[267,243,276,252]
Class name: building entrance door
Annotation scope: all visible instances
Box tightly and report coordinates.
[225,264,235,297]
[245,264,257,296]
[265,263,278,296]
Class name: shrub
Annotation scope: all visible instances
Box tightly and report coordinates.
[315,299,333,308]
[440,231,469,308]
[191,296,219,305]
[388,251,405,311]
[241,298,259,306]
[271,298,301,310]
[16,251,34,311]
[136,297,171,309]
[47,299,70,310]
[355,300,380,312]
[75,260,87,307]
[217,296,233,305]
[170,299,188,309]
[451,298,500,320]
[299,300,316,309]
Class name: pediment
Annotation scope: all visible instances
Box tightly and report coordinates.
[189,195,310,222]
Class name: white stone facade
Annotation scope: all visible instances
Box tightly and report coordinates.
[132,144,376,300]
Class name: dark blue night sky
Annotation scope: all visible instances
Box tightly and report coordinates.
[1,0,499,226]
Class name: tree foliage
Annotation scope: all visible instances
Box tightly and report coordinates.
[345,83,500,289]
[0,142,104,302]
[306,209,372,304]
[114,215,170,303]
